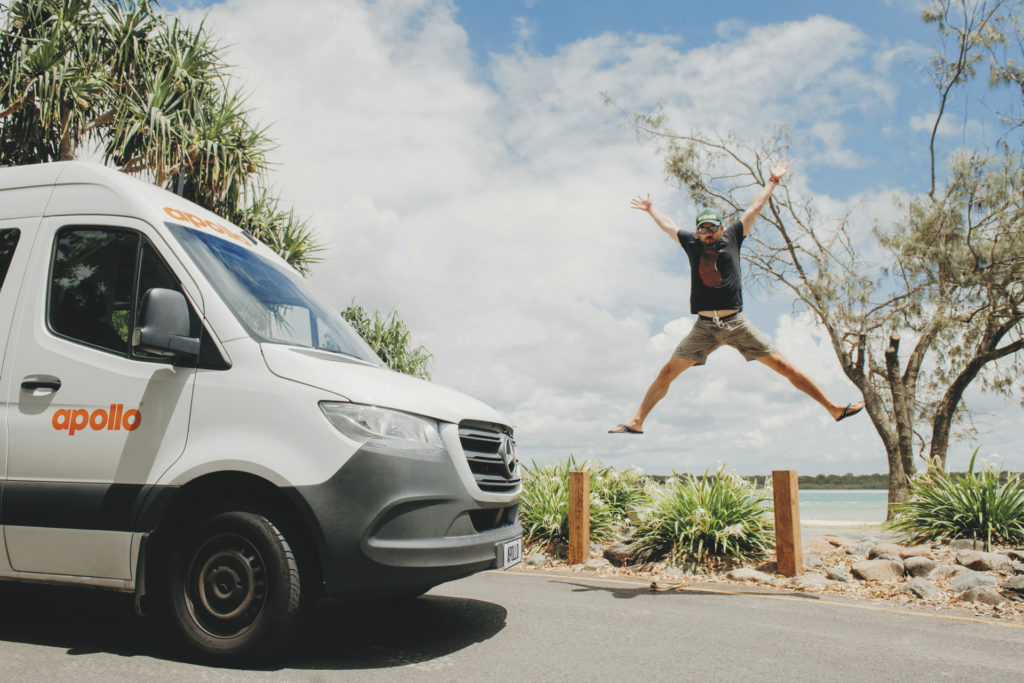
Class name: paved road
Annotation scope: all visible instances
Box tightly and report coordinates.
[0,569,1021,680]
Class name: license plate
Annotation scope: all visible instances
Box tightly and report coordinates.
[497,537,522,569]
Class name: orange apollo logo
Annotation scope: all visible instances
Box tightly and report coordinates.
[162,206,252,247]
[52,404,142,436]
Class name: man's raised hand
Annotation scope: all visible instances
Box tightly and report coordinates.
[630,193,652,212]
[769,159,792,183]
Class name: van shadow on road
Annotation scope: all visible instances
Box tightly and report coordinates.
[0,582,507,670]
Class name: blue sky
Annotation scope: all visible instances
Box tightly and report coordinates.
[167,0,1023,476]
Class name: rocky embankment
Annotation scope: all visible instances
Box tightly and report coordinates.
[522,533,1024,622]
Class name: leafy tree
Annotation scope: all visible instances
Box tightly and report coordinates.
[341,302,433,380]
[611,0,1024,516]
[0,0,322,273]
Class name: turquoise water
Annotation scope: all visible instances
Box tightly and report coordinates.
[768,489,888,526]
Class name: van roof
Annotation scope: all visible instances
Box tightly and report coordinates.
[0,161,276,261]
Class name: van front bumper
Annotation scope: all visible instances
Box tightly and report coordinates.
[289,440,521,598]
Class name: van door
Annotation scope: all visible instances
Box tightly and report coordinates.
[2,216,199,580]
[0,220,35,574]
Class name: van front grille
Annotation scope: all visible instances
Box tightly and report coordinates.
[459,423,520,493]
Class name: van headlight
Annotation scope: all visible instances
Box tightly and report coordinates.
[319,402,445,453]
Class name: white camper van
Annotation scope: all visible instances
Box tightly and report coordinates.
[0,162,522,663]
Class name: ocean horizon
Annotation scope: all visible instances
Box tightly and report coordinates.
[768,488,888,527]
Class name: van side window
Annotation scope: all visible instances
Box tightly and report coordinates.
[49,228,138,354]
[133,239,197,361]
[0,228,20,291]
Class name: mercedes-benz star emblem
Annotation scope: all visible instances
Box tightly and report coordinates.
[499,436,518,479]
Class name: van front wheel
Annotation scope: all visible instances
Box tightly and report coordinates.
[168,511,304,664]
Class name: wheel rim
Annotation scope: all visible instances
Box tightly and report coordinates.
[184,532,267,638]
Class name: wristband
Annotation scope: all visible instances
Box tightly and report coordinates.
[769,175,781,185]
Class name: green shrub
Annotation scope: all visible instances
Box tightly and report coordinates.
[519,456,618,550]
[630,466,774,567]
[589,464,650,521]
[888,450,1024,547]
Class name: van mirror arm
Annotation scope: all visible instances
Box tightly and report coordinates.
[134,288,201,359]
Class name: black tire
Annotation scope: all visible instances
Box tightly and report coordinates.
[166,511,304,665]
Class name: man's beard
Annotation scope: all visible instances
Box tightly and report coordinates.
[702,239,723,254]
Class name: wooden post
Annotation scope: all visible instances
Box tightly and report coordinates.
[568,471,590,565]
[772,469,802,576]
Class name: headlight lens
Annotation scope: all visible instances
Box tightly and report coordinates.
[319,402,445,453]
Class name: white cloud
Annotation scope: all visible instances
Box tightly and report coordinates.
[173,0,1021,475]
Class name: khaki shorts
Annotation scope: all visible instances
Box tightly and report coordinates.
[672,312,777,365]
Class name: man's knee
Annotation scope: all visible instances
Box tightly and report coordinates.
[660,357,694,381]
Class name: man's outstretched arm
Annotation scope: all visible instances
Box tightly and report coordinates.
[631,194,681,245]
[740,160,791,236]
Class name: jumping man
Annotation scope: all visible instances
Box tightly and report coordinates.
[609,160,863,434]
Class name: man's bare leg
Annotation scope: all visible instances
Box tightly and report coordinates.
[611,356,697,433]
[757,351,863,420]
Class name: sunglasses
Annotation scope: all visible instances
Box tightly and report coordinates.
[696,223,720,235]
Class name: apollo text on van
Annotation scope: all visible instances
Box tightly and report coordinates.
[0,162,522,663]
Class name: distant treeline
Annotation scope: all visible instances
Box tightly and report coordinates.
[647,472,1019,489]
[747,473,889,489]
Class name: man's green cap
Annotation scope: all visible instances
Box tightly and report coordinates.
[696,208,722,227]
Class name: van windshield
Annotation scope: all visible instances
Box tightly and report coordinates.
[166,222,383,365]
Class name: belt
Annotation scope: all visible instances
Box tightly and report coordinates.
[698,311,740,323]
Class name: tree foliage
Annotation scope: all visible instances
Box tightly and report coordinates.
[613,0,1024,516]
[0,0,323,273]
[341,302,433,380]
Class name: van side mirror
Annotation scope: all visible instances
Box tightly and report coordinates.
[133,288,201,359]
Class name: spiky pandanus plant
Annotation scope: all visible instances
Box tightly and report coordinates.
[889,450,1024,550]
[631,466,774,568]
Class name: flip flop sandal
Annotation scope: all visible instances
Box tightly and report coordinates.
[836,403,863,422]
[608,424,644,434]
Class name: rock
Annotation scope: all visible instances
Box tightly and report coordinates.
[952,571,998,593]
[903,556,937,578]
[903,577,940,600]
[603,543,634,567]
[822,535,857,547]
[804,537,838,555]
[793,572,829,589]
[663,566,691,579]
[956,550,1011,571]
[1004,549,1024,562]
[899,545,933,558]
[1001,576,1024,594]
[876,553,902,562]
[524,552,549,567]
[949,538,986,550]
[868,543,906,559]
[1013,563,1024,575]
[847,540,874,558]
[957,587,1007,606]
[581,557,610,572]
[803,553,823,570]
[851,560,904,582]
[930,563,969,580]
[727,568,774,584]
[826,566,852,582]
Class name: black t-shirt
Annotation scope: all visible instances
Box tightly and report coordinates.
[677,220,744,314]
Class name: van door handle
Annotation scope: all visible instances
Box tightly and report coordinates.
[21,375,62,391]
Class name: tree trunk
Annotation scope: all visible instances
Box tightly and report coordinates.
[882,333,916,514]
[885,446,910,521]
[829,326,909,518]
[58,109,75,161]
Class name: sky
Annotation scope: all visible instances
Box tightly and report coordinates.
[166,0,1023,476]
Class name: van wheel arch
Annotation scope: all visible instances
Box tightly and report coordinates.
[141,472,325,612]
